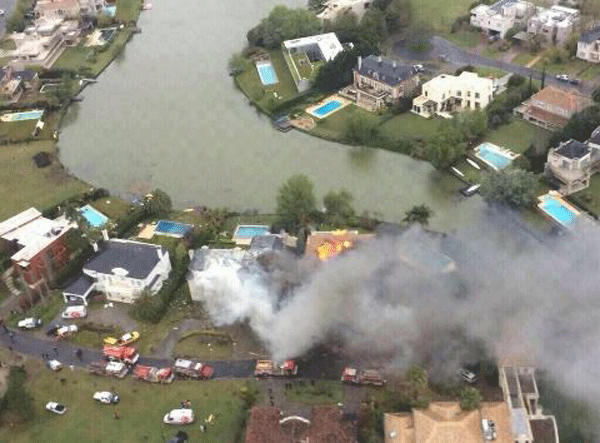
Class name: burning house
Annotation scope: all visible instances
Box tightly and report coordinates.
[304,230,375,261]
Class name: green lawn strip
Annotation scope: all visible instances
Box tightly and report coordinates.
[69,325,125,349]
[0,38,16,50]
[531,56,592,77]
[443,30,480,48]
[452,158,483,184]
[90,197,132,220]
[481,47,505,60]
[285,380,344,406]
[511,52,536,66]
[578,63,600,81]
[0,120,37,142]
[308,104,378,141]
[115,0,143,22]
[0,140,88,220]
[6,291,64,328]
[380,112,443,142]
[476,66,509,78]
[0,361,252,443]
[484,119,546,154]
[571,174,600,217]
[411,0,474,32]
[174,331,233,360]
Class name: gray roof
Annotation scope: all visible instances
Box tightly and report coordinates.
[358,55,415,87]
[530,418,558,443]
[556,139,589,159]
[589,125,600,145]
[14,70,37,82]
[490,0,518,13]
[84,240,166,280]
[63,274,94,296]
[580,26,600,44]
[250,234,283,252]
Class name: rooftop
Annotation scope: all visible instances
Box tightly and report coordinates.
[358,55,415,87]
[589,125,600,145]
[188,247,245,272]
[63,274,95,296]
[579,25,600,43]
[282,32,343,62]
[530,417,559,443]
[304,230,375,260]
[555,139,589,159]
[531,86,592,113]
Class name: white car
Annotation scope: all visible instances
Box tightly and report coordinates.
[57,324,78,337]
[18,317,42,329]
[163,408,194,425]
[45,402,67,415]
[460,368,477,383]
[47,359,62,371]
[555,74,570,82]
[93,391,120,404]
[61,305,87,319]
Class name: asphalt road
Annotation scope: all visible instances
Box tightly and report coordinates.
[393,35,597,94]
[0,0,16,37]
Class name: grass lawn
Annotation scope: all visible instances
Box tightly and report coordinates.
[0,140,88,220]
[380,112,443,142]
[481,47,506,60]
[115,0,143,22]
[90,197,132,221]
[0,360,254,443]
[484,119,549,154]
[476,66,509,78]
[443,30,480,48]
[452,158,483,184]
[571,174,600,216]
[578,63,600,81]
[411,0,474,32]
[51,29,133,77]
[285,380,344,405]
[69,325,125,349]
[0,120,37,142]
[174,331,233,360]
[309,104,377,141]
[6,291,64,328]
[531,55,595,77]
[511,51,537,66]
[0,38,16,50]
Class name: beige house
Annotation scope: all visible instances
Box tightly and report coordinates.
[384,402,512,443]
[513,86,593,131]
[577,26,600,63]
[35,0,106,20]
[545,139,591,195]
[347,55,419,111]
[470,0,536,38]
[411,71,494,118]
[527,5,580,47]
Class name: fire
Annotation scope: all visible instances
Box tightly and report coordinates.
[316,238,353,261]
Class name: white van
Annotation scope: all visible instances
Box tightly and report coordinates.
[163,409,194,425]
[61,305,87,319]
[482,419,497,440]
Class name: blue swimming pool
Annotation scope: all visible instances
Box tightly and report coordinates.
[1,110,44,122]
[539,197,577,227]
[233,225,270,239]
[257,63,278,86]
[79,205,108,227]
[313,100,342,117]
[475,143,513,170]
[155,220,193,237]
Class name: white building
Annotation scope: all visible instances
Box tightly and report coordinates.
[470,0,536,38]
[317,0,371,22]
[577,26,600,63]
[527,5,580,47]
[63,239,171,305]
[35,0,106,20]
[411,71,495,118]
[545,139,591,195]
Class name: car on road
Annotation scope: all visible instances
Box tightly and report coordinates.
[104,336,118,346]
[413,64,424,73]
[93,391,120,404]
[61,305,87,319]
[57,324,78,338]
[119,331,140,346]
[47,359,62,371]
[163,409,194,425]
[555,74,570,82]
[460,368,477,383]
[569,77,581,85]
[45,401,67,415]
[18,317,42,329]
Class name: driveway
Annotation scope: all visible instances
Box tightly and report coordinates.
[392,36,597,94]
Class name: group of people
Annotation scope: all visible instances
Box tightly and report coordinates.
[180,399,192,408]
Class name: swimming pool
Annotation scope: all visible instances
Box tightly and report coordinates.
[155,220,193,238]
[79,205,108,227]
[474,142,515,170]
[0,110,44,122]
[256,62,278,86]
[233,225,270,239]
[313,100,342,117]
[103,5,116,16]
[538,193,578,228]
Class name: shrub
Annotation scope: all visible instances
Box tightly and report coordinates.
[0,366,35,424]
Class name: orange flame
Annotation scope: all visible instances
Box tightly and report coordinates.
[317,238,353,261]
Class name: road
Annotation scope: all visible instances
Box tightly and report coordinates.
[393,36,597,94]
[0,0,16,37]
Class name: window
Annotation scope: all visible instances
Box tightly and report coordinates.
[475,92,480,99]
[475,102,480,109]
[467,91,471,97]
[457,91,461,97]
[425,91,428,97]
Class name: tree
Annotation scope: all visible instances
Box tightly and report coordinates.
[479,168,538,208]
[55,73,74,104]
[358,8,388,46]
[384,0,412,33]
[406,366,428,401]
[276,174,317,233]
[403,204,433,226]
[504,26,519,41]
[593,88,600,103]
[325,10,360,42]
[313,48,359,92]
[426,121,468,169]
[323,189,355,227]
[144,189,172,217]
[228,53,250,75]
[344,113,381,146]
[256,6,321,49]
[459,386,482,411]
[307,0,327,12]
[550,105,600,147]
[565,33,580,58]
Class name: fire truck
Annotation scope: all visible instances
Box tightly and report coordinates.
[133,365,175,383]
[88,361,129,378]
[341,367,386,386]
[254,360,298,378]
[173,359,214,380]
[103,345,139,365]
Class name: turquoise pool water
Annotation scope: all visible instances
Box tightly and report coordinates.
[3,110,44,122]
[313,100,342,118]
[79,205,108,227]
[257,63,278,86]
[233,225,270,238]
[104,5,116,16]
[539,197,577,227]
[155,220,193,237]
[476,143,513,170]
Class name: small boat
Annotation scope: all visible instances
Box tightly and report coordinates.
[451,166,464,177]
[460,184,481,197]
[142,3,153,10]
[0,10,5,16]
[466,158,480,169]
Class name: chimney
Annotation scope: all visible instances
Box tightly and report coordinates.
[101,229,109,241]
[357,55,362,70]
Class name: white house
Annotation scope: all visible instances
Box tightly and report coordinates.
[545,139,592,195]
[527,5,580,47]
[35,0,106,20]
[470,0,536,38]
[317,0,371,22]
[577,26,600,63]
[62,239,171,305]
[411,71,494,118]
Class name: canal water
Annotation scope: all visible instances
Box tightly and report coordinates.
[57,0,484,230]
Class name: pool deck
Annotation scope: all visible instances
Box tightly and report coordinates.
[472,142,519,171]
[537,191,580,229]
[305,95,351,120]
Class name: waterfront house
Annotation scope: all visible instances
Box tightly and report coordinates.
[317,0,371,22]
[35,0,106,20]
[0,67,23,103]
[346,55,419,111]
[411,71,495,118]
[470,0,536,39]
[63,239,171,304]
[527,5,580,47]
[513,86,592,130]
[545,139,591,195]
[577,25,600,63]
[0,208,75,300]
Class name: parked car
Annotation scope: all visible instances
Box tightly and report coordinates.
[57,324,78,338]
[18,317,42,329]
[61,305,87,319]
[104,336,119,346]
[413,64,424,73]
[93,391,120,404]
[47,360,62,371]
[460,368,477,383]
[45,401,67,415]
[119,331,140,346]
[569,77,581,85]
[487,34,500,42]
[163,409,194,425]
[46,324,60,336]
[555,74,570,82]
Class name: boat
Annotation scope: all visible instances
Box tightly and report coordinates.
[466,158,480,169]
[460,184,480,197]
[450,166,464,177]
[142,3,153,10]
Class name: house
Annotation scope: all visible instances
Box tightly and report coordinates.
[513,86,593,130]
[62,239,171,304]
[384,401,512,443]
[304,230,375,261]
[527,5,580,47]
[282,33,344,92]
[470,0,536,39]
[245,406,356,443]
[0,67,23,103]
[576,25,600,63]
[499,367,560,443]
[411,71,495,118]
[10,20,79,68]
[35,0,106,20]
[0,208,75,297]
[317,0,371,22]
[348,55,419,111]
[545,139,591,195]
